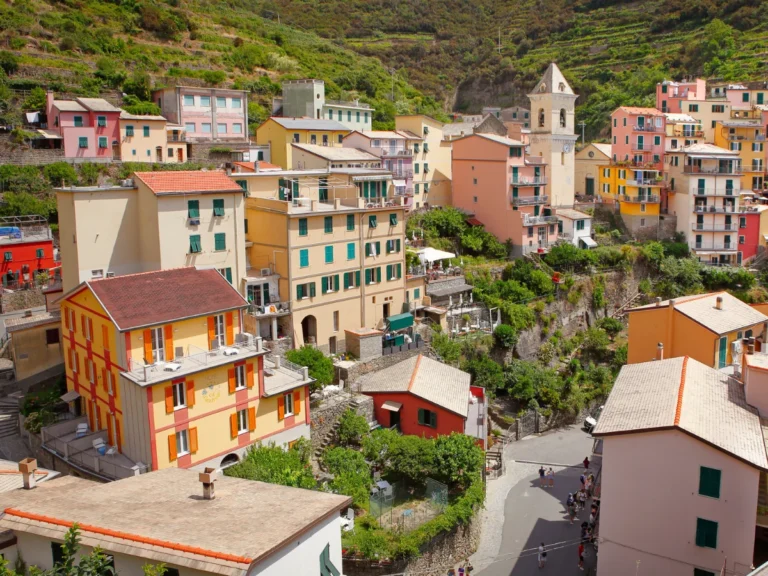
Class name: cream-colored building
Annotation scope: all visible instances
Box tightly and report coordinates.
[119,112,186,164]
[255,117,350,169]
[395,115,453,207]
[677,99,732,143]
[291,143,383,170]
[664,113,705,153]
[56,171,247,292]
[5,311,63,387]
[575,143,611,196]
[236,167,406,352]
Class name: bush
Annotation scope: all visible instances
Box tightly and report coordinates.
[43,162,77,187]
[323,447,372,508]
[493,324,518,349]
[597,317,623,340]
[433,433,484,489]
[0,51,19,75]
[23,87,46,110]
[337,409,369,446]
[225,440,315,489]
[462,355,503,395]
[285,346,334,390]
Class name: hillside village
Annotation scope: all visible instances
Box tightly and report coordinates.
[1,20,768,574]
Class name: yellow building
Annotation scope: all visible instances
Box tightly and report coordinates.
[119,112,186,164]
[664,113,704,152]
[6,311,63,387]
[713,120,765,192]
[395,115,453,207]
[676,100,731,142]
[627,292,767,369]
[234,167,406,353]
[255,117,350,169]
[57,170,247,293]
[575,143,611,197]
[598,164,661,237]
[52,267,311,479]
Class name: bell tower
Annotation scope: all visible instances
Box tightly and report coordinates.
[528,63,579,208]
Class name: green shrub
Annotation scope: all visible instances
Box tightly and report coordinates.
[285,345,334,390]
[433,433,484,489]
[43,162,77,187]
[337,409,369,446]
[0,51,19,75]
[597,317,624,340]
[461,355,503,395]
[225,440,315,489]
[493,324,518,349]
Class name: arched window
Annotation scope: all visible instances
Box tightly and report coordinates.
[538,108,545,128]
[559,109,566,128]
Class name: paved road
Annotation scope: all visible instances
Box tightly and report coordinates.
[475,425,600,576]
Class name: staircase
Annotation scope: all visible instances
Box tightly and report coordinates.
[0,397,20,439]
[526,252,556,277]
[611,292,642,319]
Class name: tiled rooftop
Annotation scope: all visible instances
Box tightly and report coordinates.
[133,171,243,195]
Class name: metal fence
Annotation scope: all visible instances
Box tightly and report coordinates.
[370,478,447,533]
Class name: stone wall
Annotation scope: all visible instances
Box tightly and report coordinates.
[623,213,660,241]
[187,142,243,163]
[0,134,66,166]
[342,346,426,387]
[343,520,481,576]
[309,393,373,453]
[345,330,383,362]
[658,214,678,240]
[2,290,46,314]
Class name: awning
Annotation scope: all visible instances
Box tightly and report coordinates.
[353,175,390,182]
[386,312,414,331]
[381,400,402,412]
[60,390,81,403]
[466,218,483,226]
[393,179,406,187]
[417,247,456,263]
[37,130,62,139]
[579,236,598,248]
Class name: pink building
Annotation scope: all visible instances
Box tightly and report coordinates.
[611,107,666,171]
[452,133,556,256]
[594,356,768,576]
[45,93,121,161]
[656,79,706,113]
[153,86,248,143]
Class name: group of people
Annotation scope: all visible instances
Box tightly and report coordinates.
[538,465,555,487]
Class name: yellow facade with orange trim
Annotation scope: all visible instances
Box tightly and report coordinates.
[598,165,661,216]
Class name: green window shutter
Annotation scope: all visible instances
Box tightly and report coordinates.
[236,180,247,191]
[389,213,397,226]
[418,409,425,425]
[424,163,429,172]
[3,252,11,262]
[386,240,392,254]
[189,235,201,253]
[328,109,333,120]
[347,243,355,260]
[355,270,361,287]
[397,263,402,279]
[376,267,381,283]
[344,273,351,289]
[414,163,419,174]
[188,200,200,218]
[376,241,381,256]
[334,274,340,292]
[292,181,299,196]
[300,249,309,267]
[325,245,333,263]
[278,179,286,200]
[225,268,232,283]
[126,125,134,137]
[299,218,308,236]
[213,199,225,216]
[698,467,721,499]
[386,264,392,280]
[414,288,420,299]
[322,276,328,294]
[143,125,150,137]
[396,239,401,252]
[324,216,333,233]
[74,116,83,127]
[214,233,226,251]
[365,243,371,257]
[369,215,377,228]
[297,284,304,300]
[430,411,437,427]
[263,283,270,303]
[695,518,718,548]
[36,248,44,258]
[78,137,88,148]
[365,269,372,285]
[309,282,316,297]
[347,214,355,231]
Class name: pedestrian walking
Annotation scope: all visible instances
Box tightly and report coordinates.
[583,456,590,471]
[578,543,585,570]
[569,501,577,524]
[538,543,547,569]
[577,489,586,511]
[547,467,555,488]
[579,473,586,490]
[539,465,546,487]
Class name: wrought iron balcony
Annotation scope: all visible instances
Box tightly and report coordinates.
[621,195,660,203]
[510,177,547,186]
[523,215,558,226]
[511,195,549,206]
[693,188,739,197]
[691,242,738,252]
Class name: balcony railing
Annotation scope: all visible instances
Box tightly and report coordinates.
[749,164,765,173]
[691,242,738,252]
[691,223,737,232]
[621,195,660,203]
[693,188,739,197]
[248,302,291,317]
[511,177,547,186]
[694,205,738,214]
[523,215,558,226]
[728,134,748,141]
[167,133,186,142]
[632,143,655,151]
[377,148,412,157]
[626,178,663,186]
[674,130,704,138]
[633,124,662,132]
[684,165,742,175]
[511,195,549,206]
[390,169,413,179]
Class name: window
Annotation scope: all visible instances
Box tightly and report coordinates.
[310,134,317,145]
[52,543,65,566]
[640,204,646,213]
[233,123,243,134]
[693,570,716,576]
[299,218,308,236]
[235,179,247,192]
[293,133,300,143]
[509,146,522,158]
[219,267,232,284]
[202,123,212,134]
[347,243,355,260]
[213,199,225,216]
[329,109,334,120]
[356,111,360,122]
[172,381,186,409]
[347,111,352,122]
[698,466,721,498]
[296,282,315,299]
[214,233,226,251]
[695,518,718,549]
[333,311,339,332]
[184,95,195,106]
[217,123,227,134]
[188,200,200,218]
[236,408,248,434]
[654,135,661,146]
[216,97,226,108]
[185,122,196,133]
[347,214,355,231]
[740,235,745,245]
[200,96,211,107]
[712,105,724,113]
[168,148,173,157]
[640,218,646,226]
[743,92,750,103]
[369,215,377,228]
[74,116,83,127]
[424,163,429,172]
[45,328,59,345]
[386,263,402,280]
[322,275,340,293]
[189,235,202,253]
[337,134,343,144]
[176,429,190,456]
[365,112,369,123]
[126,125,134,137]
[283,392,294,416]
[386,239,401,253]
[414,163,420,174]
[365,267,381,285]
[36,248,45,258]
[98,137,107,149]
[689,104,699,112]
[231,98,241,108]
[576,220,585,231]
[324,216,333,233]
[325,245,334,263]
[300,249,309,268]
[78,137,88,149]
[418,408,437,428]
[146,150,151,157]
[740,217,747,228]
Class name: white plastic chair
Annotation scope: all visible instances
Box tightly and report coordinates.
[92,438,107,456]
[75,423,88,438]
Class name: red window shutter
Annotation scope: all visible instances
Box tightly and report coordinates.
[186,381,195,408]
[248,406,256,431]
[165,386,174,414]
[277,396,285,421]
[164,325,174,361]
[168,433,177,461]
[246,363,255,389]
[293,389,301,416]
[228,368,236,394]
[225,312,234,346]
[189,427,199,454]
[143,329,153,363]
[229,413,238,438]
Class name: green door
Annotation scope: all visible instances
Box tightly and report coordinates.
[319,178,328,202]
[512,167,518,184]
[718,336,728,369]
[758,93,765,105]
[585,178,595,196]
[697,178,705,194]
[696,214,703,230]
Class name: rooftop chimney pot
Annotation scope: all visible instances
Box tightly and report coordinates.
[716,296,723,310]
[19,458,37,490]
[655,297,662,306]
[656,342,664,361]
[199,466,217,500]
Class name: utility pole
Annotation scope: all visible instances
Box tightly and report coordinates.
[578,121,586,145]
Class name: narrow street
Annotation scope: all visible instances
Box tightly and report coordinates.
[473,425,600,576]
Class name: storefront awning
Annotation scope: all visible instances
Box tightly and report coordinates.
[386,312,414,331]
[353,175,390,182]
[382,400,403,412]
[580,236,598,248]
[60,390,81,403]
[417,247,456,263]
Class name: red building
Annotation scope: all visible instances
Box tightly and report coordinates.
[0,216,58,288]
[738,206,767,264]
[359,354,487,448]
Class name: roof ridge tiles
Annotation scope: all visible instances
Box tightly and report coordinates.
[674,356,688,426]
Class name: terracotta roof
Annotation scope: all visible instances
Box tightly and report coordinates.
[133,171,243,196]
[86,268,247,331]
[616,106,664,115]
[466,218,483,226]
[232,161,281,172]
[593,357,768,470]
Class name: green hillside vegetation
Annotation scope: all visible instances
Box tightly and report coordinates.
[0,0,445,130]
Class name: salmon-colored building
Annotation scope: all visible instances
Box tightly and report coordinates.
[611,107,666,171]
[451,133,556,256]
[358,354,486,448]
[656,79,707,114]
[45,92,121,161]
[594,356,768,576]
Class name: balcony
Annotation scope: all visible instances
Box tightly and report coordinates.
[621,195,660,203]
[521,244,552,255]
[694,205,738,214]
[394,187,414,197]
[124,337,264,385]
[691,222,737,232]
[626,178,663,187]
[511,177,547,186]
[377,148,412,157]
[523,215,558,226]
[41,416,147,481]
[511,194,549,206]
[684,165,742,175]
[691,242,738,252]
[632,143,655,151]
[391,169,413,179]
[674,129,704,138]
[693,188,739,197]
[748,163,765,173]
[167,133,186,142]
[248,302,291,318]
[633,124,662,132]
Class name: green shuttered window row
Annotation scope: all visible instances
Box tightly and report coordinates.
[417,408,437,428]
[322,275,340,293]
[344,271,361,289]
[386,263,403,281]
[296,282,316,300]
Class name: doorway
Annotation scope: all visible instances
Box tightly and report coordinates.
[156,147,163,162]
[585,177,594,196]
[537,226,546,246]
[177,148,184,162]
[301,315,317,345]
[329,336,337,354]
[383,302,391,320]
[150,327,165,363]
[389,409,400,430]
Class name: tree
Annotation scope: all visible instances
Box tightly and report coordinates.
[434,433,484,489]
[123,70,153,102]
[462,355,503,394]
[43,162,77,187]
[23,87,47,111]
[581,327,610,361]
[24,525,115,576]
[224,441,315,489]
[493,324,518,349]
[0,192,56,218]
[361,427,400,467]
[596,317,623,340]
[121,95,162,116]
[387,434,436,484]
[0,52,19,76]
[337,409,369,446]
[285,346,334,390]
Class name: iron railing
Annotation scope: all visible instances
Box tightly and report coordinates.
[511,195,549,206]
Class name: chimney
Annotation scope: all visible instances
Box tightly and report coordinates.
[19,458,37,490]
[254,160,260,173]
[749,337,756,355]
[656,342,664,361]
[199,467,216,500]
[716,296,723,310]
[655,297,662,306]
